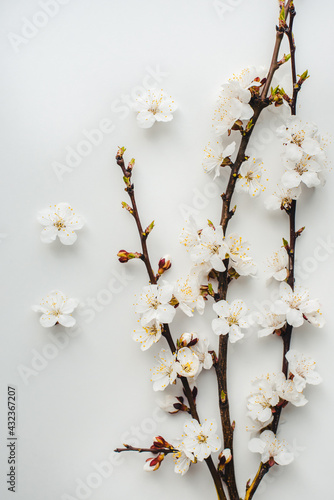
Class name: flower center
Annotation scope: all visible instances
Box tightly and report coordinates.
[54,219,66,230]
[181,362,193,373]
[197,434,207,444]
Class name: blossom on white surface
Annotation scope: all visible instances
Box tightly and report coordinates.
[132,321,162,350]
[176,347,200,378]
[133,89,177,128]
[37,203,84,245]
[173,442,195,475]
[158,395,183,414]
[277,117,322,160]
[150,349,177,391]
[265,248,288,281]
[224,233,257,276]
[212,299,249,343]
[271,282,324,328]
[135,283,176,326]
[179,333,213,372]
[203,140,236,179]
[33,290,79,328]
[179,218,200,249]
[235,158,264,197]
[143,453,164,472]
[257,311,286,337]
[274,372,307,406]
[281,154,323,189]
[247,378,279,424]
[189,224,228,272]
[248,430,294,466]
[213,67,264,136]
[182,419,221,461]
[174,276,205,317]
[265,184,301,211]
[285,350,322,392]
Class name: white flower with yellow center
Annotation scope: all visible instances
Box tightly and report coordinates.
[133,89,177,128]
[257,311,286,337]
[247,378,279,425]
[285,350,322,392]
[173,442,195,475]
[213,67,264,136]
[150,349,177,391]
[203,140,236,179]
[189,225,228,273]
[265,184,301,211]
[135,283,176,327]
[37,203,84,245]
[271,282,324,328]
[174,276,205,317]
[265,248,288,281]
[132,321,162,351]
[224,233,257,276]
[282,153,323,189]
[274,372,307,406]
[212,299,249,343]
[178,333,213,373]
[248,430,294,466]
[176,347,200,378]
[277,117,322,161]
[33,290,79,328]
[236,158,264,197]
[182,419,221,461]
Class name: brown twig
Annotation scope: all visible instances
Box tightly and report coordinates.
[116,152,227,500]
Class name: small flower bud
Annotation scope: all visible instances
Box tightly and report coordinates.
[117,250,142,263]
[218,448,232,472]
[158,255,172,275]
[143,453,165,472]
[116,146,126,158]
[152,436,171,449]
[128,158,135,172]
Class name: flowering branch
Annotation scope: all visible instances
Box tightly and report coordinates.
[115,149,227,500]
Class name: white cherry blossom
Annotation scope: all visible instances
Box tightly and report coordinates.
[265,184,301,211]
[158,395,183,414]
[271,282,324,328]
[277,117,322,160]
[179,333,213,372]
[37,203,84,245]
[189,224,228,272]
[236,158,264,197]
[150,349,177,391]
[281,154,323,189]
[224,233,257,276]
[257,311,286,337]
[212,299,249,343]
[182,419,221,461]
[133,89,177,128]
[173,442,195,475]
[176,347,200,378]
[33,290,79,328]
[248,430,294,466]
[286,350,322,392]
[247,378,279,425]
[174,276,205,317]
[132,321,162,351]
[203,140,236,179]
[274,372,307,406]
[135,283,176,326]
[265,248,288,281]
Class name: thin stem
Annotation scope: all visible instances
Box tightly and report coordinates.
[115,446,173,455]
[215,4,293,499]
[116,154,227,500]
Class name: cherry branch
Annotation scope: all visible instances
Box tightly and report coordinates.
[115,151,227,500]
[213,4,294,500]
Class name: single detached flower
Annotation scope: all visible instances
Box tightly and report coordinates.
[37,203,84,245]
[135,283,176,326]
[265,184,301,211]
[150,349,177,391]
[203,140,236,179]
[286,349,322,392]
[33,290,79,328]
[271,282,324,328]
[182,419,221,461]
[132,320,162,350]
[212,299,249,342]
[265,248,288,281]
[133,88,177,128]
[235,158,264,197]
[248,430,294,466]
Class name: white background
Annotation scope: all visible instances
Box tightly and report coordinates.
[1,1,333,499]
